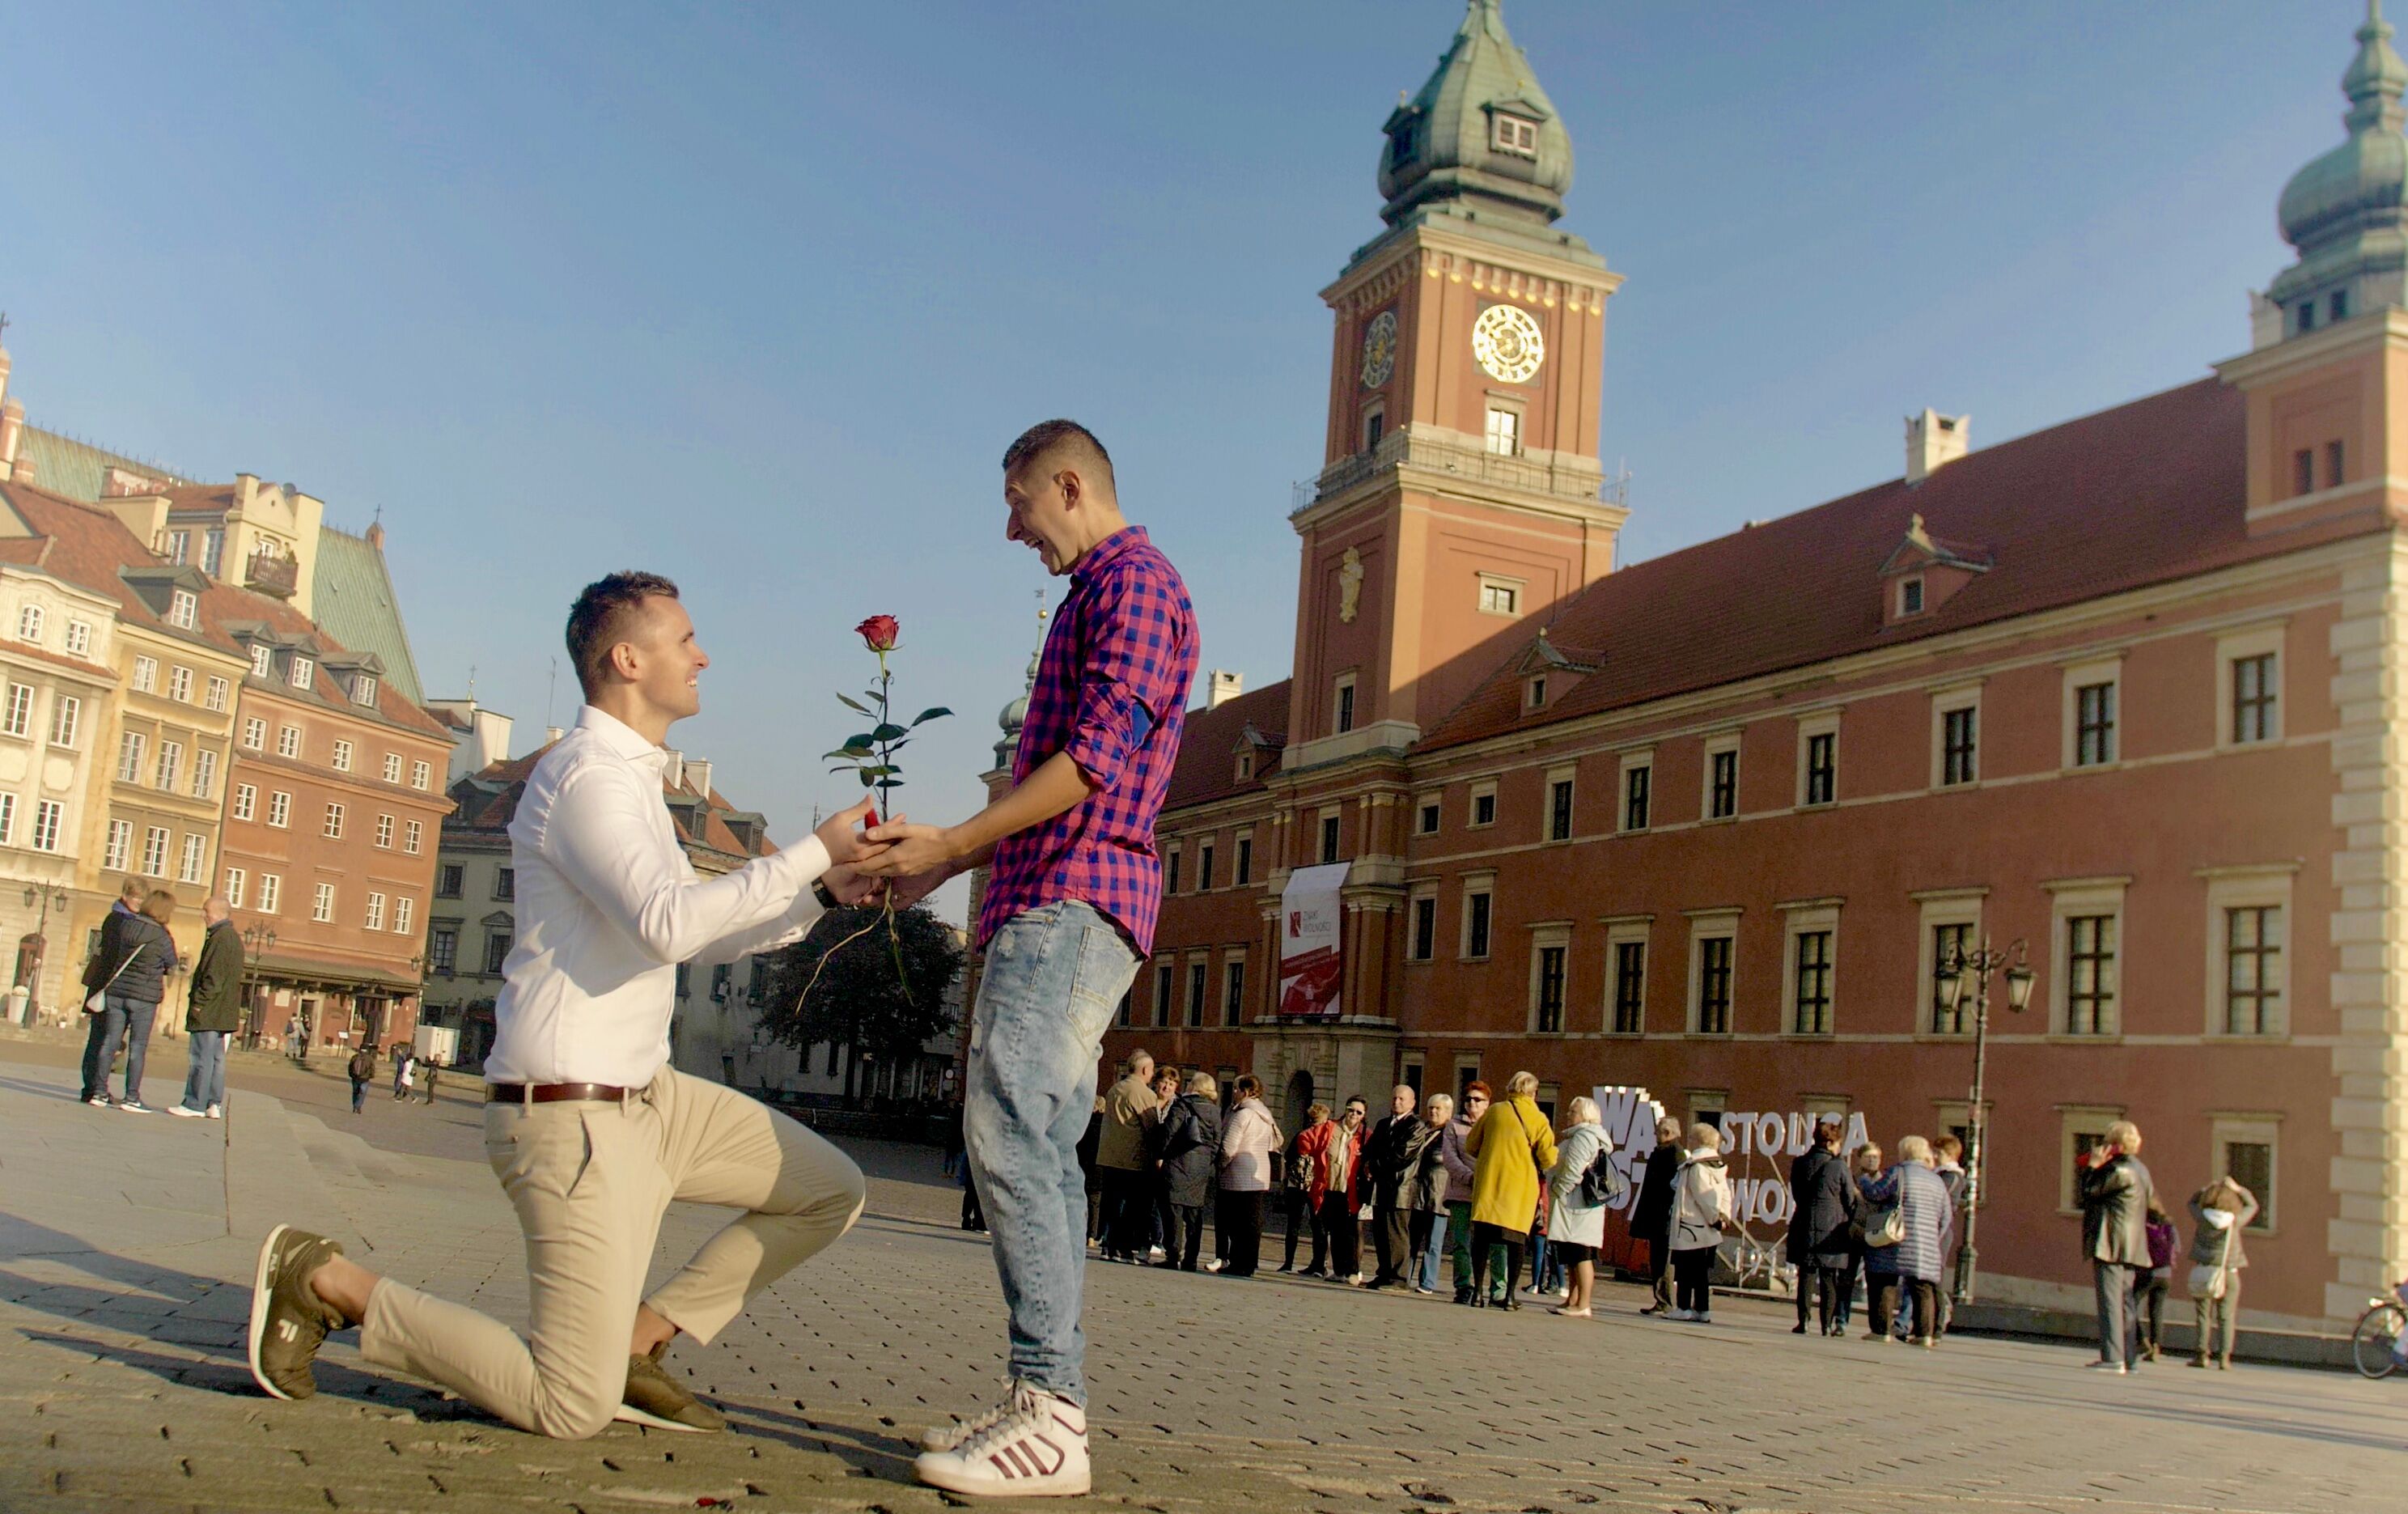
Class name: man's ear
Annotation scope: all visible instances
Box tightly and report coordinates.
[604,638,642,685]
[1057,467,1082,512]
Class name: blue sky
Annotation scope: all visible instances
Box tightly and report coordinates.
[0,2,2364,921]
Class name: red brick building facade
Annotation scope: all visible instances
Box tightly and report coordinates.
[975,4,2408,1328]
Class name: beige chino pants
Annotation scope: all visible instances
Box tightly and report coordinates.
[358,1067,866,1439]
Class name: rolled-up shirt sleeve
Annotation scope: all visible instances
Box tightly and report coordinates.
[1060,566,1189,791]
[545,765,830,966]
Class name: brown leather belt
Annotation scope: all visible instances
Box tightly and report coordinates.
[486,1081,638,1105]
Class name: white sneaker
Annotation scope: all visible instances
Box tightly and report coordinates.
[118,1100,154,1115]
[169,1105,206,1118]
[1202,1258,1223,1273]
[1694,1313,1714,1325]
[914,1383,1090,1498]
[1147,1246,1166,1263]
[206,1105,223,1119]
[2084,1360,2129,1374]
[1666,1308,1698,1321]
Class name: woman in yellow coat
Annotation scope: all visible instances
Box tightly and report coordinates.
[1462,1071,1558,1308]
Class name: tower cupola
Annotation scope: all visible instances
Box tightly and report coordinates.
[1377,0,1574,229]
[2264,2,2408,343]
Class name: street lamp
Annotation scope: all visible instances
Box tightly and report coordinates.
[239,922,278,1048]
[18,882,71,1026]
[1935,935,2036,1305]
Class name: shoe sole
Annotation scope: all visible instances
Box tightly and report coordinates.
[248,1224,296,1401]
[914,1453,1091,1499]
[612,1402,718,1433]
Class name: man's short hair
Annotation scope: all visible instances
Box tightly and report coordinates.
[566,570,680,698]
[1002,418,1114,492]
[1127,1048,1154,1070]
[119,876,147,902]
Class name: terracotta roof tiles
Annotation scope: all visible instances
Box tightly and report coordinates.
[1163,680,1290,811]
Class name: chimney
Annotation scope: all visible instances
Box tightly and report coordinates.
[366,521,385,551]
[0,397,22,475]
[1206,669,1244,708]
[543,724,564,745]
[1906,410,1969,483]
[685,756,712,798]
[235,473,258,511]
[662,748,685,791]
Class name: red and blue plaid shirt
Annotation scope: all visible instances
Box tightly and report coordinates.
[978,526,1198,955]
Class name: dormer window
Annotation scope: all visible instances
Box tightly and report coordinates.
[289,655,314,690]
[2298,301,2318,334]
[2331,289,2351,323]
[250,643,273,678]
[1491,112,1540,158]
[1236,749,1254,782]
[1898,576,1926,616]
[1526,675,1548,710]
[168,589,197,630]
[352,672,379,706]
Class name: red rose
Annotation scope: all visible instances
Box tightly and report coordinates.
[856,615,899,652]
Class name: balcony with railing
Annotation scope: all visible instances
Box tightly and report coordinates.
[245,547,298,599]
[1293,426,1628,514]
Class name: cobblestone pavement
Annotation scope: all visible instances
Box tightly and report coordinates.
[2,1048,2400,1514]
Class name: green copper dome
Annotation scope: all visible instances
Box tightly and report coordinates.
[2270,2,2408,315]
[1378,0,1575,227]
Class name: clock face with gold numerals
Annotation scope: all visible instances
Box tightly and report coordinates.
[1472,302,1545,384]
[1359,308,1397,389]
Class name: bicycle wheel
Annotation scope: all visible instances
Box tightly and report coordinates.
[2350,1301,2406,1379]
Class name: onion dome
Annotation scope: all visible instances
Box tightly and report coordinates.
[1378,0,1575,228]
[2269,2,2408,321]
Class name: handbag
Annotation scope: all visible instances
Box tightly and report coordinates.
[1855,1194,1906,1248]
[83,942,146,1015]
[2187,1262,2228,1300]
[1578,1137,1627,1206]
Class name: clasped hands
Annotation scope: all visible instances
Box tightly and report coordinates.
[812,794,960,910]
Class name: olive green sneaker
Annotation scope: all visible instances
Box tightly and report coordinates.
[616,1346,725,1433]
[246,1224,349,1402]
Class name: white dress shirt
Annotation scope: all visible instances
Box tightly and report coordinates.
[481,705,830,1088]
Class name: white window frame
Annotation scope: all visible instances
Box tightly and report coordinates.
[383,752,403,783]
[64,619,88,657]
[375,812,395,849]
[191,748,216,799]
[104,817,131,870]
[1795,711,1840,808]
[1897,575,1927,617]
[1685,908,1741,1035]
[1476,572,1524,618]
[116,731,145,782]
[223,867,245,910]
[242,717,265,750]
[1490,111,1540,157]
[267,791,291,829]
[179,833,206,884]
[410,760,432,791]
[312,882,336,924]
[2062,655,2124,770]
[2209,1113,2282,1234]
[404,818,422,855]
[2201,863,2296,1038]
[366,892,388,931]
[232,783,256,822]
[1701,732,1742,822]
[31,799,60,851]
[131,655,158,693]
[249,643,273,678]
[1482,403,1522,458]
[1779,898,1842,1037]
[204,675,229,713]
[168,589,197,630]
[2046,875,2130,1037]
[324,802,345,840]
[1617,749,1654,833]
[277,724,300,759]
[1316,805,1342,865]
[1528,922,1572,1033]
[352,673,379,706]
[142,825,169,877]
[16,604,43,643]
[1931,682,1982,789]
[1603,915,1651,1036]
[1524,673,1548,710]
[394,896,415,935]
[2058,1104,2123,1213]
[155,740,181,791]
[1913,888,1986,1037]
[1468,778,1498,829]
[289,655,314,690]
[2216,625,2285,749]
[332,739,353,773]
[1,682,31,738]
[1415,791,1442,836]
[256,874,280,914]
[167,665,192,702]
[1460,871,1497,961]
[49,693,78,749]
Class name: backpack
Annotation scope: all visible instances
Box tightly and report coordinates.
[348,1050,373,1081]
[1577,1135,1627,1206]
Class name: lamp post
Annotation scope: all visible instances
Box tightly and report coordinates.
[1935,935,2036,1305]
[239,922,278,1049]
[18,882,70,1026]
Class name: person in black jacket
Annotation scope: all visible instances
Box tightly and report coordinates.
[1630,1115,1685,1315]
[1787,1117,1859,1336]
[78,882,180,1113]
[1363,1084,1424,1290]
[1155,1073,1223,1270]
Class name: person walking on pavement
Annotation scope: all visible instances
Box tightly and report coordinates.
[1363,1084,1422,1290]
[1441,1083,1487,1303]
[1215,1075,1278,1279]
[1544,1096,1611,1319]
[78,883,179,1113]
[347,1044,377,1115]
[2078,1119,2158,1373]
[1630,1116,1684,1316]
[1407,1092,1455,1295]
[1787,1116,1859,1335]
[171,897,242,1119]
[1156,1071,1222,1271]
[1668,1123,1733,1323]
[850,421,1200,1499]
[245,570,879,1443]
[1464,1071,1556,1310]
[76,877,150,1107]
[419,1056,441,1105]
[2186,1176,2257,1370]
[1096,1051,1159,1262]
[392,1045,414,1101]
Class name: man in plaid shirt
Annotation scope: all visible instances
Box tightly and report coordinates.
[859,418,1196,1498]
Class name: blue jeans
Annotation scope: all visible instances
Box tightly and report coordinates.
[79,994,158,1101]
[964,901,1137,1407]
[180,1030,227,1113]
[1414,1209,1450,1291]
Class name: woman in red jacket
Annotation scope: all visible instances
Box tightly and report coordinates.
[1296,1095,1369,1282]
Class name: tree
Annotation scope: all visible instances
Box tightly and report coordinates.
[754,905,964,1105]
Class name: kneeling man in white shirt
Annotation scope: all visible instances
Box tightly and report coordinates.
[246,570,880,1437]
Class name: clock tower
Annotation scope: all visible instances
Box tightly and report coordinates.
[1253,0,1623,1103]
[1286,0,1624,770]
